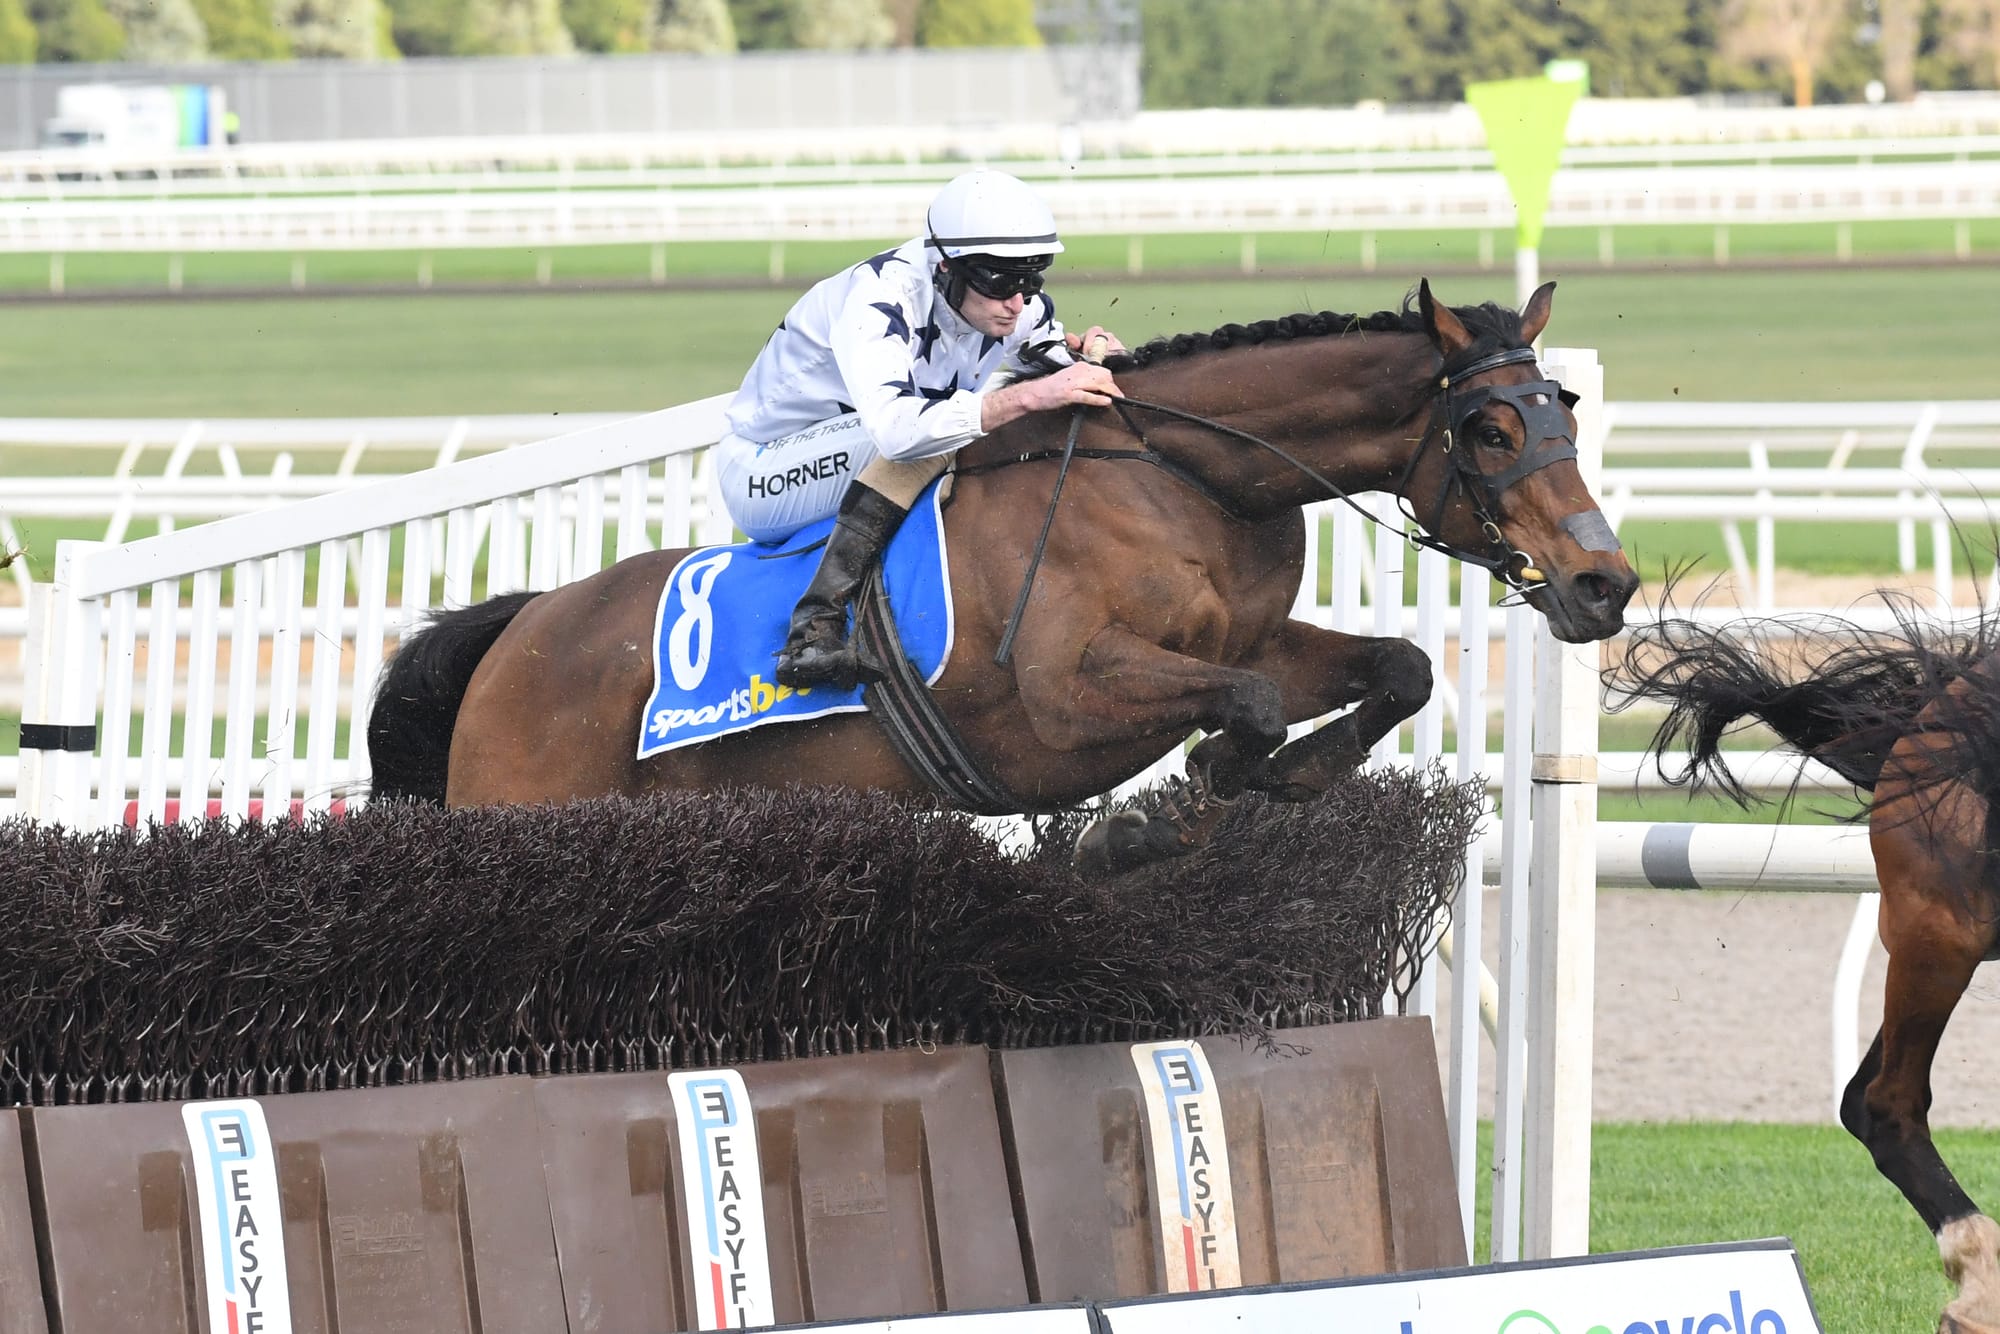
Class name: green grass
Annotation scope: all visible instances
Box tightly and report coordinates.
[1567,1122,2000,1333]
[14,265,2000,419]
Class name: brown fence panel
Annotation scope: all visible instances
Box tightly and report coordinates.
[995,1017,1463,1302]
[535,1047,1028,1332]
[27,1079,565,1333]
[0,1110,51,1334]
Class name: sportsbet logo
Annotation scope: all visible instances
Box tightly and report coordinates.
[650,672,808,741]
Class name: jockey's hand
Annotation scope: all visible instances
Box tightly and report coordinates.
[981,361,1123,432]
[1034,362,1123,409]
[1066,326,1125,363]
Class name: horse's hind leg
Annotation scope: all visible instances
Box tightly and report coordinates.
[1849,811,2000,1331]
[1840,949,1982,1230]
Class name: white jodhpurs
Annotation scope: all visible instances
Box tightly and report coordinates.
[714,413,951,544]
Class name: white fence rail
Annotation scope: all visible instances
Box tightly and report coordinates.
[15,351,1612,1267]
[11,397,2000,794]
[10,94,2000,185]
[1486,821,1882,1124]
[7,160,2000,255]
[12,134,2000,202]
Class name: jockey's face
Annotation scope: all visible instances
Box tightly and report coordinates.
[957,286,1027,340]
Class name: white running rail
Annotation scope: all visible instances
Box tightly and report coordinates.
[6,160,2000,254]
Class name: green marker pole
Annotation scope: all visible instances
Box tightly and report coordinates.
[1465,74,1583,308]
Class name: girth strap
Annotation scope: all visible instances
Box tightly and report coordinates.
[854,565,1044,816]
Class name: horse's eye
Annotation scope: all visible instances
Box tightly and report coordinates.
[1480,423,1512,449]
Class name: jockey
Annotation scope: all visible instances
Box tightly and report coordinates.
[716,168,1124,691]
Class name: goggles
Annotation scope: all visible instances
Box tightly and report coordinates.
[954,256,1050,301]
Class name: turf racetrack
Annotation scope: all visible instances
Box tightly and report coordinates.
[10,265,2000,418]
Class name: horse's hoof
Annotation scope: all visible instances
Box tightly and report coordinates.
[1940,1214,2000,1334]
[1073,809,1195,879]
[1247,768,1321,803]
[1074,810,1147,878]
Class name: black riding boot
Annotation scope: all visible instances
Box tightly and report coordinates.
[775,484,909,690]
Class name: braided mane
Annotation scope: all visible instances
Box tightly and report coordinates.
[1101,294,1528,373]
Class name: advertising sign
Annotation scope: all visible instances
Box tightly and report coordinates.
[669,1069,777,1330]
[182,1100,295,1334]
[1129,1039,1241,1292]
[761,1311,1092,1334]
[1096,1240,1821,1334]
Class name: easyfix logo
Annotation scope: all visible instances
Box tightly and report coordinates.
[668,1070,775,1330]
[1130,1040,1241,1293]
[182,1100,294,1334]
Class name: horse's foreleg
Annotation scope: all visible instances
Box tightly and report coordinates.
[1038,625,1291,877]
[1227,620,1433,799]
[1022,623,1291,782]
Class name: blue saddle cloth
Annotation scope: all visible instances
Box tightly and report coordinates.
[638,481,954,758]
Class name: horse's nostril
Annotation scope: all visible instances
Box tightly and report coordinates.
[1573,569,1633,613]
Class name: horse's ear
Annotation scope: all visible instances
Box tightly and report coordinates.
[1520,280,1557,344]
[1418,278,1475,359]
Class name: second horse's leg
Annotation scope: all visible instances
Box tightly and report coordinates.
[1854,784,2000,1333]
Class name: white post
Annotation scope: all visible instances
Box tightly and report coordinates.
[1516,245,1540,309]
[1445,564,1491,1257]
[1489,599,1536,1263]
[1523,347,1604,1259]
[1832,892,1882,1118]
[18,542,105,826]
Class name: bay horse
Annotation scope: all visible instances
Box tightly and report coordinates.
[368,279,1636,875]
[1614,600,2000,1332]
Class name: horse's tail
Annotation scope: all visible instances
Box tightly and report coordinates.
[1608,604,2000,804]
[366,592,539,805]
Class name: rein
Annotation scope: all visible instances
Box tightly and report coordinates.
[971,344,1581,666]
[993,408,1084,667]
[1140,344,1574,587]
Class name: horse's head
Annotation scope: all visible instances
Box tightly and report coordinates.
[1409,279,1637,643]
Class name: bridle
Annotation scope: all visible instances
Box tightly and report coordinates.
[983,341,1583,666]
[1398,345,1581,589]
[1100,344,1579,589]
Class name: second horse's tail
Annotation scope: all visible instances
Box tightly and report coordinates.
[366,592,539,805]
[1610,603,2000,804]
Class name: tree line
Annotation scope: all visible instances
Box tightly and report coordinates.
[0,0,1035,66]
[0,0,1992,110]
[1142,0,2000,108]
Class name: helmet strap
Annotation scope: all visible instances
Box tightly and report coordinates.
[932,255,972,317]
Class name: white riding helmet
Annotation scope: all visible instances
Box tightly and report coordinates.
[924,169,1065,261]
